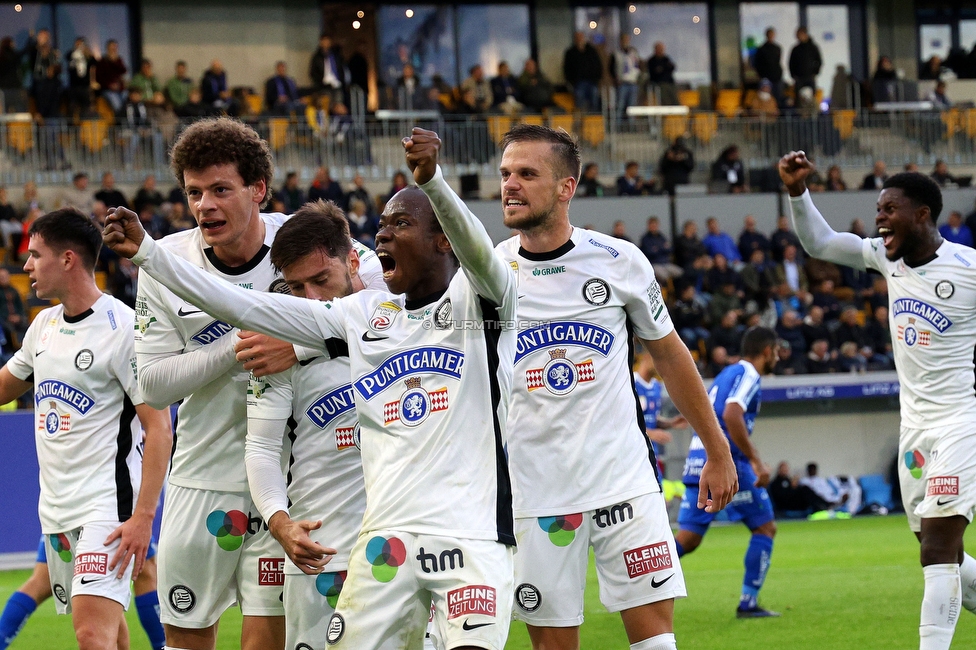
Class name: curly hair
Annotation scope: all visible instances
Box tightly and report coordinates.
[883,172,943,223]
[170,117,275,207]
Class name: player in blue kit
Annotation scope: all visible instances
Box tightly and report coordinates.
[633,345,687,482]
[675,326,780,618]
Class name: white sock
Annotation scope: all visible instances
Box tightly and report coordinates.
[959,553,976,614]
[919,564,961,650]
[631,633,677,650]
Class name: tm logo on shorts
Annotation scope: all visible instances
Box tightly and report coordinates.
[49,533,72,562]
[905,450,925,479]
[316,571,347,608]
[538,514,583,547]
[206,509,248,551]
[366,536,406,582]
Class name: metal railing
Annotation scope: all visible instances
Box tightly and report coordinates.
[1,107,974,187]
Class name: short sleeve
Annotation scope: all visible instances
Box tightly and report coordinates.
[725,368,760,410]
[861,237,887,274]
[622,248,675,341]
[247,368,294,421]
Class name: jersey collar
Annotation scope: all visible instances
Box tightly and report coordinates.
[517,237,575,261]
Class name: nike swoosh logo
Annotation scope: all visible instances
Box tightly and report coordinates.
[890,273,905,277]
[937,497,957,506]
[462,620,495,631]
[35,350,45,357]
[650,574,674,588]
[79,576,101,585]
[362,332,389,342]
[177,306,203,317]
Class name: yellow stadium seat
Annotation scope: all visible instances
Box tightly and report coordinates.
[549,113,574,134]
[521,115,544,127]
[663,115,689,141]
[678,89,700,109]
[581,115,605,146]
[80,119,109,153]
[715,89,742,118]
[965,109,976,139]
[942,108,961,139]
[486,115,512,144]
[832,110,856,140]
[6,121,33,154]
[244,93,263,116]
[29,305,49,323]
[94,271,108,291]
[267,118,289,150]
[692,112,717,144]
[9,273,31,303]
[95,96,116,124]
[552,92,574,113]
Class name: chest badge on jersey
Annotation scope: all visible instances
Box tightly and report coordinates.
[525,348,595,395]
[582,278,611,306]
[383,377,449,426]
[370,301,401,331]
[38,401,71,436]
[935,280,954,299]
[897,317,931,348]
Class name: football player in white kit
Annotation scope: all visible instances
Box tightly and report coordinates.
[133,118,300,650]
[0,208,171,650]
[781,152,976,650]
[104,127,516,650]
[493,124,738,650]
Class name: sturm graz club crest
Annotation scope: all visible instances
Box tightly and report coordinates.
[326,613,345,645]
[383,377,449,427]
[169,585,196,613]
[53,583,68,604]
[74,349,94,371]
[525,349,595,396]
[268,278,291,294]
[935,280,954,299]
[515,583,541,612]
[434,299,453,329]
[581,278,611,306]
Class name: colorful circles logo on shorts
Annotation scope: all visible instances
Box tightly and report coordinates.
[538,514,583,547]
[365,535,406,582]
[49,533,72,562]
[905,450,925,479]
[206,509,248,551]
[316,570,347,608]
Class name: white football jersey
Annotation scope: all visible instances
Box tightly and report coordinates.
[495,228,674,518]
[7,295,144,533]
[247,352,366,563]
[134,213,290,492]
[862,237,976,428]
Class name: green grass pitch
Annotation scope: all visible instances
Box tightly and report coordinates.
[2,515,974,649]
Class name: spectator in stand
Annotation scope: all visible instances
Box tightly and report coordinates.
[738,215,770,261]
[919,55,944,81]
[461,65,492,113]
[0,268,27,347]
[802,305,832,350]
[610,220,631,243]
[647,41,677,105]
[659,136,694,195]
[90,200,109,228]
[396,63,427,110]
[711,145,748,193]
[616,161,653,196]
[773,244,810,310]
[810,279,841,323]
[930,159,962,187]
[610,33,642,118]
[639,217,682,282]
[710,309,744,357]
[708,283,743,328]
[746,78,779,118]
[563,31,602,112]
[490,61,522,114]
[0,187,20,257]
[706,253,741,294]
[129,58,170,121]
[201,59,239,116]
[56,173,94,215]
[347,174,376,217]
[864,305,893,368]
[165,201,196,233]
[741,249,776,310]
[788,27,822,104]
[837,341,867,374]
[174,88,217,120]
[94,39,126,115]
[26,29,62,119]
[674,219,706,270]
[65,37,96,118]
[806,339,836,374]
[309,34,345,106]
[704,346,730,378]
[164,60,193,110]
[384,171,410,206]
[346,198,378,248]
[753,28,784,105]
[927,80,952,109]
[133,175,164,214]
[965,198,976,239]
[904,162,919,173]
[108,257,139,309]
[825,165,847,191]
[577,163,605,197]
[137,203,169,240]
[702,217,742,263]
[278,172,305,214]
[871,55,898,104]
[769,462,831,514]
[264,61,302,116]
[775,310,806,354]
[121,88,152,163]
[13,181,43,221]
[938,210,973,247]
[307,167,345,206]
[770,214,802,263]
[94,172,129,210]
[860,160,888,190]
[673,283,710,352]
[0,37,25,111]
[772,341,807,376]
[517,58,555,113]
[684,253,714,295]
[833,306,881,371]
[347,48,368,99]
